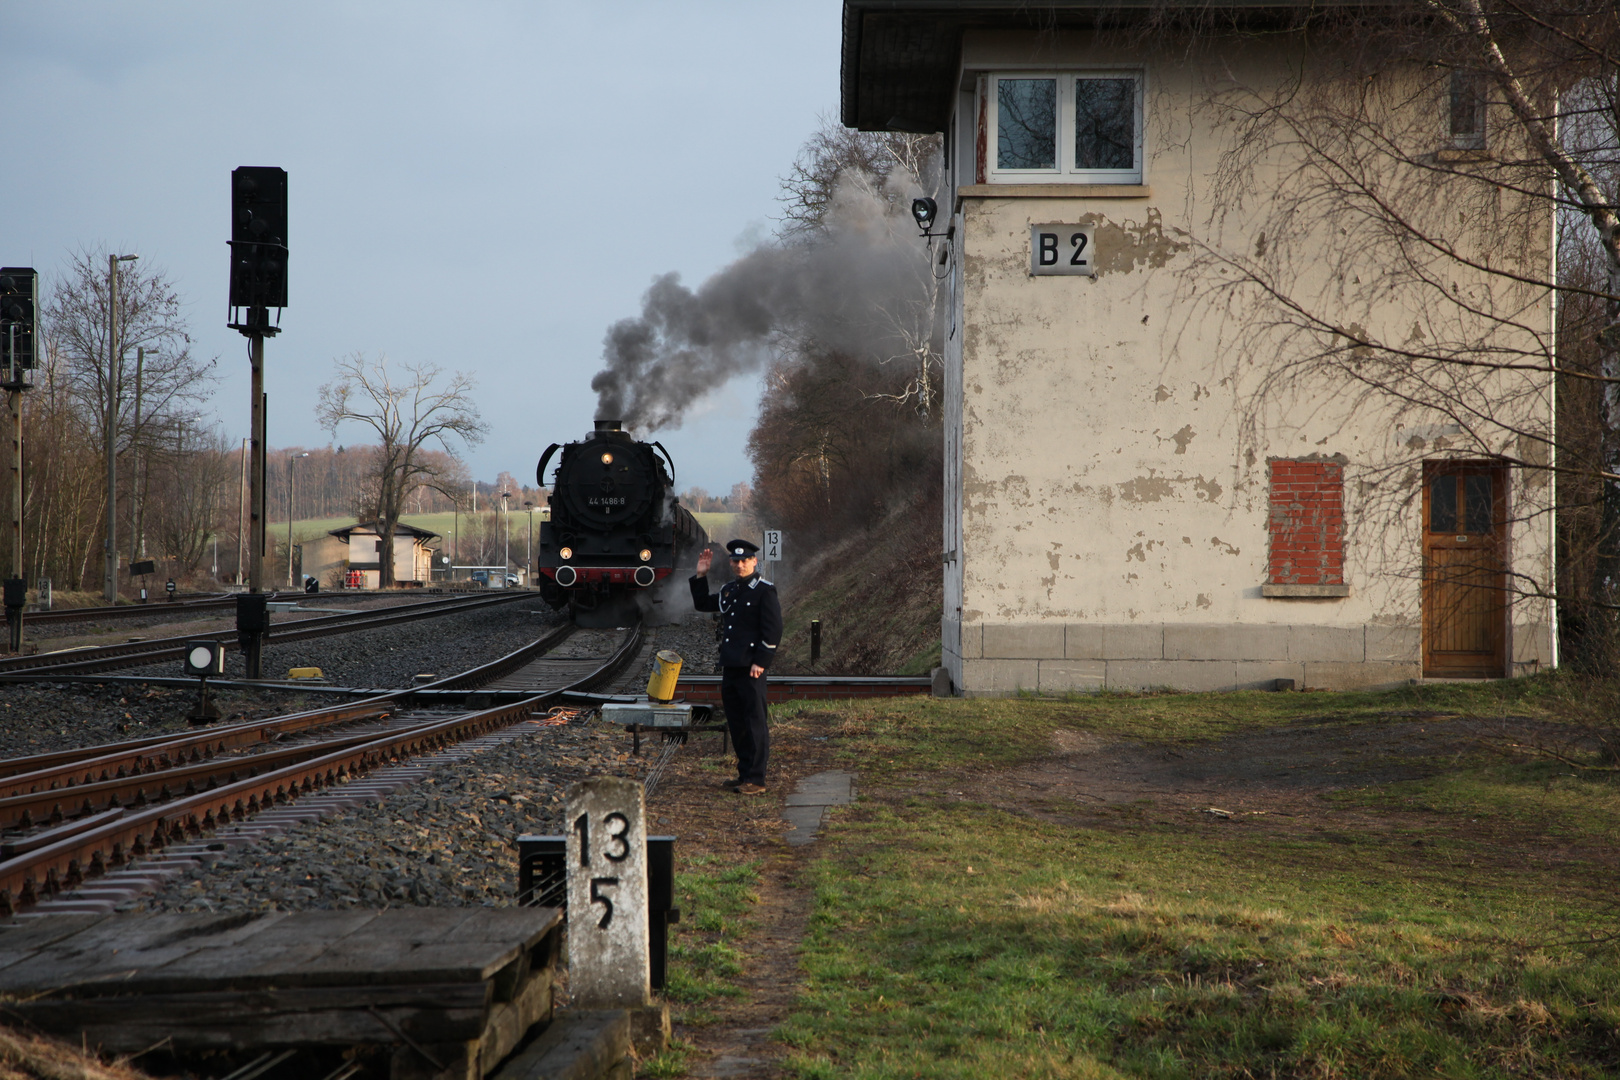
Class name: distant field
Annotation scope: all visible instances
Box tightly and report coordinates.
[284,511,541,542]
[692,512,738,537]
[286,510,736,544]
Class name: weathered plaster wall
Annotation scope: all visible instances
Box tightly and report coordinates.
[948,33,1554,694]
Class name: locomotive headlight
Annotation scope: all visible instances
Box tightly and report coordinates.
[559,547,573,560]
[639,548,652,562]
[600,452,614,465]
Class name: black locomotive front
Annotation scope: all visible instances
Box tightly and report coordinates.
[536,420,705,624]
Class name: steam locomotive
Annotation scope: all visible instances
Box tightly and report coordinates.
[535,420,708,626]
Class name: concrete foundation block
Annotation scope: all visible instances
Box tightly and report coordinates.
[1105,660,1238,692]
[960,658,1041,695]
[1065,623,1163,660]
[960,623,984,660]
[1285,625,1365,663]
[1365,624,1421,662]
[1512,623,1552,666]
[1302,661,1421,690]
[982,623,1065,659]
[629,1004,670,1058]
[1230,662,1308,690]
[1163,624,1291,661]
[492,1009,630,1080]
[1037,660,1106,693]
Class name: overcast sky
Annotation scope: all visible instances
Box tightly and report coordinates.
[0,2,843,496]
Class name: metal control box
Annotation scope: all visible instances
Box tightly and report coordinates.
[600,701,697,728]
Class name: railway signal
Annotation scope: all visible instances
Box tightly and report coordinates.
[183,639,225,723]
[227,166,288,676]
[0,268,37,378]
[0,268,36,650]
[228,167,288,310]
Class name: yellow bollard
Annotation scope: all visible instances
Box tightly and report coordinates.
[646,650,683,703]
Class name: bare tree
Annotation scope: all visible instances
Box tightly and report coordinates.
[145,421,234,577]
[317,353,487,587]
[780,122,947,415]
[43,247,215,460]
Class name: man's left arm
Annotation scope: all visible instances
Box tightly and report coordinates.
[751,584,783,675]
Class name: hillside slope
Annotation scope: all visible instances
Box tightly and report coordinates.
[767,497,941,676]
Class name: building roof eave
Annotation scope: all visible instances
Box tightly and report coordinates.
[840,0,1395,133]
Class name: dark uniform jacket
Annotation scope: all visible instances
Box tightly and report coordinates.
[689,572,783,670]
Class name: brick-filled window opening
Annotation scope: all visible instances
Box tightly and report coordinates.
[1267,460,1346,585]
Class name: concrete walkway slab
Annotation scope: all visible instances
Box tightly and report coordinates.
[782,770,855,847]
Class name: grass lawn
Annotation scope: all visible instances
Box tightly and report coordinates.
[759,678,1620,1079]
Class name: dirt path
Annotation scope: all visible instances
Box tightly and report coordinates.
[645,723,834,1079]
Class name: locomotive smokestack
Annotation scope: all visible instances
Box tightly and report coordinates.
[594,420,623,433]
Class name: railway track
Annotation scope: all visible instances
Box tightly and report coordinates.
[0,622,642,915]
[21,592,269,625]
[0,590,530,679]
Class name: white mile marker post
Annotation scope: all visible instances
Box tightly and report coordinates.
[564,776,651,1008]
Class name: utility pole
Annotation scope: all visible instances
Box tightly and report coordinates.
[287,451,308,585]
[500,491,511,580]
[227,166,288,679]
[524,501,534,585]
[105,253,138,603]
[0,268,38,651]
[236,436,248,585]
[131,346,151,561]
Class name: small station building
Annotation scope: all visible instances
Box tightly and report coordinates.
[841,1,1556,693]
[299,522,441,589]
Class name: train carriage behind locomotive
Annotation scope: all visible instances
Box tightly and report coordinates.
[536,420,706,625]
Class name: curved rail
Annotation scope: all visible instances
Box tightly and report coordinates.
[24,594,252,625]
[0,623,580,789]
[0,625,641,915]
[0,591,530,678]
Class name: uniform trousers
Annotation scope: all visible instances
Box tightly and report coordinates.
[720,666,770,785]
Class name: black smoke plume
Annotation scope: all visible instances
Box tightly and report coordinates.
[591,182,934,432]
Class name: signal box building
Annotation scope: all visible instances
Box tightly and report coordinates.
[841,2,1556,693]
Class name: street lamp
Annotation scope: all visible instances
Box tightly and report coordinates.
[523,501,535,586]
[131,346,157,562]
[287,451,309,585]
[104,253,138,603]
[499,491,511,582]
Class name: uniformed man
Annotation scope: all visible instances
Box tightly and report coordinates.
[690,538,782,795]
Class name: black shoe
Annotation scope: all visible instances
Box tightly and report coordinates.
[719,778,743,791]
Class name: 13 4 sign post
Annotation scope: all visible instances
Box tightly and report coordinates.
[565,777,652,1007]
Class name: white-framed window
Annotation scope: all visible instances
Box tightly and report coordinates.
[986,72,1143,183]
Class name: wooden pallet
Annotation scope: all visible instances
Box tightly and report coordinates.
[0,908,561,1080]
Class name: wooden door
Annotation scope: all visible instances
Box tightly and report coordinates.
[1422,462,1508,678]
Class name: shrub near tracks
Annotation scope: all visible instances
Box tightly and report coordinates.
[774,680,1620,1079]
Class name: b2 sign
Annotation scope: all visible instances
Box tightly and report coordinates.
[1030,224,1096,277]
